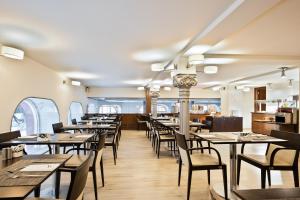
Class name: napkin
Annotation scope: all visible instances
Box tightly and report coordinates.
[20,163,60,172]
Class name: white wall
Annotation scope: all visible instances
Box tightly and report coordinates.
[220,86,254,129]
[0,56,87,132]
[88,87,221,99]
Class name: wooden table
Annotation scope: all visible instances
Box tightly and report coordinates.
[62,124,116,132]
[1,133,95,154]
[161,121,204,128]
[79,120,116,124]
[192,132,286,198]
[0,154,71,200]
[233,188,300,200]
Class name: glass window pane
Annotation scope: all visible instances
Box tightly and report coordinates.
[88,98,145,114]
[68,102,84,124]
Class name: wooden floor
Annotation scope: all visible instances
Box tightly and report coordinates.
[43,130,297,200]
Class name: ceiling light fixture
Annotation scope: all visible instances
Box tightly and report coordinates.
[71,81,81,86]
[243,87,250,92]
[0,45,24,60]
[188,54,204,65]
[280,67,288,79]
[151,63,164,71]
[137,86,145,91]
[163,87,171,91]
[204,66,218,74]
[267,83,272,90]
[288,79,293,88]
[212,86,221,91]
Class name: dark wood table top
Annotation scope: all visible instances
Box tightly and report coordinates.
[0,154,71,200]
[192,132,286,144]
[62,124,116,131]
[161,122,204,128]
[1,133,95,146]
[233,188,300,200]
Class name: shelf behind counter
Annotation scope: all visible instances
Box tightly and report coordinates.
[252,112,298,135]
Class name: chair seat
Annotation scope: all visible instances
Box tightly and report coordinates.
[160,134,175,140]
[239,154,291,166]
[190,153,220,166]
[64,155,90,168]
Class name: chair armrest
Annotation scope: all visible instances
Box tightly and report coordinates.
[241,143,246,154]
[269,147,295,167]
[188,147,223,165]
[65,147,94,154]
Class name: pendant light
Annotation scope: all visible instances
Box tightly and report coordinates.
[280,67,288,79]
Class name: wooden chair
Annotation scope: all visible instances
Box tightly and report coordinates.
[53,122,82,153]
[29,151,93,200]
[56,133,106,200]
[237,130,300,189]
[175,132,228,200]
[154,123,175,158]
[71,118,77,125]
[0,130,22,149]
[105,125,120,165]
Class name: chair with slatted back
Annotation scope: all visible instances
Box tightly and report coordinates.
[55,132,106,200]
[28,151,93,200]
[105,125,120,165]
[0,130,21,149]
[175,132,228,200]
[71,119,77,125]
[237,130,300,189]
[52,122,80,154]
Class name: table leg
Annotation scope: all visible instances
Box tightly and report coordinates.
[229,144,237,191]
[54,144,60,154]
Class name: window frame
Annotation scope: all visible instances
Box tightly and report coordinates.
[68,101,84,124]
[10,97,61,133]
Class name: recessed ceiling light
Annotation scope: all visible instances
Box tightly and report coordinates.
[1,45,24,60]
[71,81,81,86]
[151,63,164,71]
[204,66,218,74]
[163,87,171,91]
[204,58,236,65]
[212,86,221,91]
[123,79,152,85]
[188,54,205,65]
[137,86,145,90]
[243,87,250,92]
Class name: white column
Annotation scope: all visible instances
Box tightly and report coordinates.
[150,91,160,118]
[173,74,198,139]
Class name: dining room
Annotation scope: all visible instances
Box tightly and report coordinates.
[1,0,300,200]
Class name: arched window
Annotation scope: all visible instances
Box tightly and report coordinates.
[87,103,97,113]
[99,105,121,114]
[157,104,170,113]
[11,98,59,136]
[68,102,84,124]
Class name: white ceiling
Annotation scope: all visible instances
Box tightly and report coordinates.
[0,0,299,88]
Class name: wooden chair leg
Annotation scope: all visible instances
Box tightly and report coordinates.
[208,142,211,154]
[267,169,271,186]
[157,141,160,159]
[237,158,241,185]
[207,170,210,185]
[178,158,182,186]
[223,165,228,200]
[293,167,299,187]
[187,168,193,200]
[34,186,40,197]
[261,169,266,189]
[47,145,52,154]
[92,170,98,200]
[55,171,61,198]
[100,158,105,187]
[113,145,117,165]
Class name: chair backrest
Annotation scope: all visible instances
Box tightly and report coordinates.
[266,130,300,166]
[92,132,106,168]
[175,132,191,167]
[0,131,21,149]
[52,122,63,133]
[0,130,21,143]
[71,119,77,125]
[67,152,93,200]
